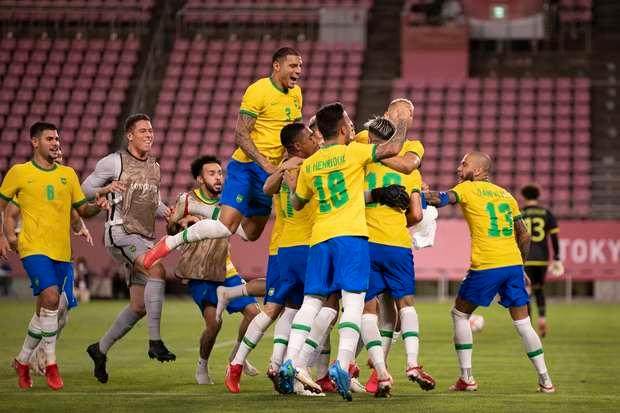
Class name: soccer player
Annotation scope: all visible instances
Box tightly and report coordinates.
[422,152,555,393]
[82,113,174,384]
[223,122,318,394]
[0,121,104,390]
[361,116,436,394]
[143,47,303,267]
[520,184,563,337]
[281,102,409,401]
[167,155,260,385]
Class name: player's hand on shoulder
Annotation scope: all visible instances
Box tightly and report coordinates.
[261,162,278,175]
[282,156,303,170]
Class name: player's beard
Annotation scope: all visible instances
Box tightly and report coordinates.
[205,182,222,196]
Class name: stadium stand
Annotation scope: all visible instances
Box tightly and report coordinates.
[152,37,364,200]
[0,34,141,177]
[392,77,591,218]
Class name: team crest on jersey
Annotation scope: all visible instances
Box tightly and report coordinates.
[293,96,300,109]
[236,194,244,203]
[60,177,67,185]
[129,245,136,253]
[268,288,275,296]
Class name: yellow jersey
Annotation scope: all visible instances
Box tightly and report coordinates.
[232,77,303,165]
[296,142,376,246]
[356,130,424,189]
[451,180,523,270]
[365,140,424,248]
[0,161,87,262]
[269,195,284,255]
[277,180,314,248]
[225,254,238,278]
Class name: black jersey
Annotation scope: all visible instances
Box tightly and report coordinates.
[522,205,559,265]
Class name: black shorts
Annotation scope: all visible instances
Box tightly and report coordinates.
[525,265,547,287]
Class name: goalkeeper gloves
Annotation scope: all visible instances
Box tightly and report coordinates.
[371,184,410,210]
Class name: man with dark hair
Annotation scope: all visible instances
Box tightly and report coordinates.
[143,47,303,267]
[0,121,104,390]
[166,155,260,386]
[82,113,175,384]
[422,152,555,393]
[280,102,409,401]
[520,183,562,338]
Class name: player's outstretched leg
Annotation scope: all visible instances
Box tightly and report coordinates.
[512,311,555,393]
[449,307,478,391]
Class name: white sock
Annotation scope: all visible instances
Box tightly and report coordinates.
[165,219,232,249]
[284,296,323,362]
[17,313,42,364]
[513,317,552,385]
[451,307,473,380]
[39,307,59,366]
[377,298,395,359]
[270,307,297,370]
[296,307,338,368]
[231,311,272,366]
[337,291,365,368]
[225,284,248,300]
[400,306,420,368]
[315,334,331,379]
[361,313,389,380]
[198,357,207,369]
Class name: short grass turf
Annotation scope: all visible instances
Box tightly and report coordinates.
[1,299,619,413]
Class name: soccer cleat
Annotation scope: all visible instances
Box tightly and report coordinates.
[316,375,337,393]
[294,380,326,397]
[538,318,548,338]
[195,363,214,385]
[45,364,64,390]
[14,359,32,389]
[449,377,478,391]
[295,366,323,394]
[215,286,231,323]
[224,363,243,393]
[86,342,109,383]
[267,366,286,394]
[406,365,436,391]
[538,382,556,393]
[142,237,172,269]
[350,377,366,393]
[365,368,378,393]
[278,359,296,394]
[148,340,176,362]
[243,359,258,377]
[329,360,352,401]
[374,376,393,398]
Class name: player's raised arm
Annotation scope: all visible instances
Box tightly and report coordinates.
[514,217,531,263]
[379,151,421,175]
[422,190,459,208]
[373,108,409,161]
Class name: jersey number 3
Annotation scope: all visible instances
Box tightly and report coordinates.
[313,171,349,213]
[523,217,545,242]
[485,202,513,237]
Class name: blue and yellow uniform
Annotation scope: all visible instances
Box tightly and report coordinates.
[451,180,529,308]
[364,139,424,302]
[188,255,258,314]
[272,179,315,306]
[0,161,87,296]
[221,77,303,217]
[264,195,285,304]
[295,142,376,296]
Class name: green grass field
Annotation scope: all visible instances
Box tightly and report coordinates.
[1,298,619,412]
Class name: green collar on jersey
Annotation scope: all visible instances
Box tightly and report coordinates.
[194,188,219,204]
[269,76,288,94]
[31,160,57,172]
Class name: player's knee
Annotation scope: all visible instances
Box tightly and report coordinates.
[130,302,146,317]
[451,306,470,321]
[39,287,60,309]
[263,304,282,320]
[396,295,415,308]
[244,304,261,319]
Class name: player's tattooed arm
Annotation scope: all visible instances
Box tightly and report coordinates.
[514,217,531,263]
[380,152,421,174]
[75,201,104,218]
[423,190,458,207]
[374,119,408,161]
[406,192,424,227]
[235,113,277,175]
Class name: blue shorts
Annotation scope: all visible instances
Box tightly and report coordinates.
[188,275,258,314]
[22,255,77,309]
[458,265,529,308]
[264,254,282,305]
[271,245,308,307]
[220,160,272,217]
[305,236,370,297]
[366,242,415,302]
